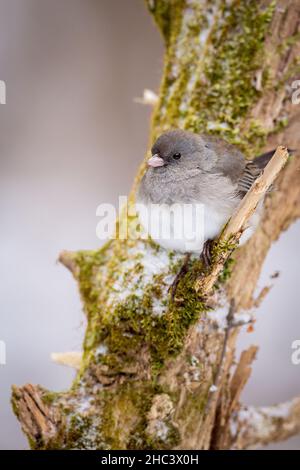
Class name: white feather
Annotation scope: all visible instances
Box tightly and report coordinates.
[137,202,229,253]
[136,201,260,253]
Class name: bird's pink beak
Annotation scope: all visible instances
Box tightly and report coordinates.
[147,154,165,168]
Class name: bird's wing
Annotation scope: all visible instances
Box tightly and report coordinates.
[238,160,262,196]
[207,138,282,197]
[237,149,280,196]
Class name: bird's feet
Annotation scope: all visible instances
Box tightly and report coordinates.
[169,253,191,301]
[200,239,214,267]
[169,241,215,301]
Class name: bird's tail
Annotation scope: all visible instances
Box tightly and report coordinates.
[255,148,295,169]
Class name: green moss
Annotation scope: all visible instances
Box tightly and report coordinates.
[151,0,213,134]
[151,0,276,156]
[164,67,191,125]
[186,1,275,151]
[86,272,207,376]
[146,0,172,44]
[66,414,105,450]
[42,390,60,406]
[73,218,239,392]
[89,383,163,449]
[211,237,237,264]
[56,382,180,450]
[75,245,110,319]
[171,385,210,440]
[216,257,235,285]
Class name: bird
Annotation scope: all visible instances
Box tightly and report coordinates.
[136,129,278,296]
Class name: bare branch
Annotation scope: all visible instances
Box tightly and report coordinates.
[58,250,78,276]
[231,397,300,449]
[51,352,82,370]
[134,89,159,106]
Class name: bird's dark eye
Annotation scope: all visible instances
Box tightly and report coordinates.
[173,153,181,160]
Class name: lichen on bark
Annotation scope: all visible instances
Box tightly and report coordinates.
[11,0,300,450]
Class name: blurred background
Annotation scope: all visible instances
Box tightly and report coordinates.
[0,0,299,450]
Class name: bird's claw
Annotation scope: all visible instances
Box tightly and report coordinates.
[169,253,191,301]
[200,239,214,267]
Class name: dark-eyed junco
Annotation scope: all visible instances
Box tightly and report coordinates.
[136,129,273,258]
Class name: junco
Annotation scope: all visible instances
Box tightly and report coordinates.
[136,129,273,261]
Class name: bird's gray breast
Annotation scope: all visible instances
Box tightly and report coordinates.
[137,168,240,214]
[138,168,202,205]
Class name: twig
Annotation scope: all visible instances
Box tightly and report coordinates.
[134,89,159,106]
[195,146,290,293]
[231,397,300,449]
[51,351,82,370]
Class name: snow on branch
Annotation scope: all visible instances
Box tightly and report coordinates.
[231,397,300,449]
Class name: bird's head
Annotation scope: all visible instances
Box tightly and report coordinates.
[147,129,218,173]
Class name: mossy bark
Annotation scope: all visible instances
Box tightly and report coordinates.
[12,0,300,450]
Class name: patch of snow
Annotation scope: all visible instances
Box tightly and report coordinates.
[77,397,92,414]
[238,407,276,440]
[207,305,229,329]
[233,312,253,326]
[107,241,179,311]
[191,355,199,367]
[155,421,169,441]
[207,121,230,131]
[260,402,292,419]
[95,344,108,356]
[152,296,167,317]
[192,369,201,381]
[230,416,238,438]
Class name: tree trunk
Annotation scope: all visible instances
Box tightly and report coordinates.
[12,0,300,450]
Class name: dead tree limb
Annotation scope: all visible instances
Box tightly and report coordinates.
[231,397,300,449]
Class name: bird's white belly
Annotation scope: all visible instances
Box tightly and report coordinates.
[136,202,229,253]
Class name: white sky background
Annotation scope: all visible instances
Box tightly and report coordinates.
[0,0,299,450]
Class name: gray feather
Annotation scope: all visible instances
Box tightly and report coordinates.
[136,130,284,252]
